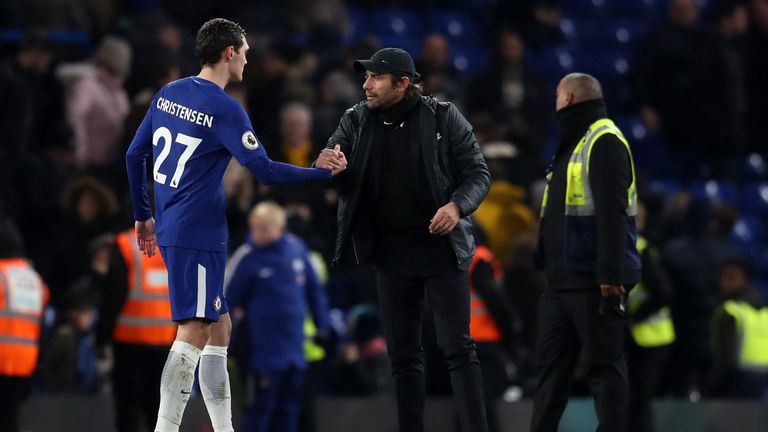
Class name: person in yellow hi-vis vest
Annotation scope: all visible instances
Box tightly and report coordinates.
[626,202,675,432]
[0,219,48,432]
[531,73,640,432]
[94,227,176,432]
[708,258,768,398]
[300,250,330,432]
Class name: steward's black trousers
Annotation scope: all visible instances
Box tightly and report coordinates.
[376,233,489,432]
[531,289,628,432]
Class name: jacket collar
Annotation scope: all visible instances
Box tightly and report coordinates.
[555,98,608,151]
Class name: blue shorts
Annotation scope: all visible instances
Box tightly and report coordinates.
[159,246,229,322]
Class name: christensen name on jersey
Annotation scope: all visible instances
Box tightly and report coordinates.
[156,97,214,128]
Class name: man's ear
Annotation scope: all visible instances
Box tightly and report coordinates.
[225,46,234,61]
[565,91,575,107]
[398,76,410,91]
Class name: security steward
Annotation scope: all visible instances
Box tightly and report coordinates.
[709,258,768,398]
[315,47,491,432]
[0,219,48,432]
[626,225,675,432]
[530,73,640,432]
[96,227,176,432]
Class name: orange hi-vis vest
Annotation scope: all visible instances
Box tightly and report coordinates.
[0,258,47,377]
[114,230,176,345]
[469,246,503,343]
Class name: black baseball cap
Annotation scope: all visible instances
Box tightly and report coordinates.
[353,47,420,80]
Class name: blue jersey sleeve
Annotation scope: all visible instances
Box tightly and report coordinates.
[125,109,154,221]
[219,101,332,184]
[219,103,267,166]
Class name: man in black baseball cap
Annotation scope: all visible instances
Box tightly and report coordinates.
[353,47,421,80]
[315,45,491,432]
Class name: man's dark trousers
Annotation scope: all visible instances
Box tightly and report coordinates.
[113,343,169,432]
[531,289,628,432]
[376,234,488,432]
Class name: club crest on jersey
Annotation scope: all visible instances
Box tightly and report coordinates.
[213,296,222,312]
[242,131,259,150]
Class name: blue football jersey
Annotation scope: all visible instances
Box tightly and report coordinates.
[126,77,328,252]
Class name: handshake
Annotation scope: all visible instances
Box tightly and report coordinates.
[315,144,348,176]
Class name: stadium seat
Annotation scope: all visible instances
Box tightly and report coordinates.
[526,46,578,82]
[375,35,420,59]
[603,0,660,16]
[733,213,765,242]
[613,114,648,143]
[559,17,580,44]
[578,49,632,80]
[753,278,768,299]
[346,8,370,43]
[575,18,649,48]
[372,9,424,40]
[739,182,768,214]
[743,153,768,181]
[428,11,483,44]
[731,213,765,275]
[1,29,92,59]
[751,246,768,276]
[690,180,737,204]
[559,0,607,15]
[635,144,678,179]
[647,180,681,200]
[449,45,490,77]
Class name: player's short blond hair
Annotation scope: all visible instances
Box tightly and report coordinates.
[248,201,286,228]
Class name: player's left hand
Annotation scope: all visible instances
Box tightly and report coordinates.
[429,202,460,235]
[135,218,157,257]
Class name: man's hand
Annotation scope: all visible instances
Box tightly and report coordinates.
[429,202,461,235]
[135,218,157,257]
[599,285,626,316]
[600,284,625,297]
[316,144,348,176]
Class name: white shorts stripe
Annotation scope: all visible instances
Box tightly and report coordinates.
[197,264,206,317]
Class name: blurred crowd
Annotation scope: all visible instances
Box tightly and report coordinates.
[1,0,768,428]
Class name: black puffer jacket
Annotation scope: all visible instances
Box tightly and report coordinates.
[325,96,490,269]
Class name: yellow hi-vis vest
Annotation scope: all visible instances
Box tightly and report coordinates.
[541,118,637,217]
[540,118,641,272]
[628,236,675,348]
[722,300,768,372]
[303,251,327,363]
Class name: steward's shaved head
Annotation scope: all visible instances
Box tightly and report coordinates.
[561,73,603,102]
[555,73,603,111]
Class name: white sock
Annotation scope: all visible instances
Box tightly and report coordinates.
[155,341,202,432]
[199,345,234,432]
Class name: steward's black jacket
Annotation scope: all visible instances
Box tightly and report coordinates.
[535,99,641,289]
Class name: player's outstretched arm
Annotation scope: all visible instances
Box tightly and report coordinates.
[244,155,338,185]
